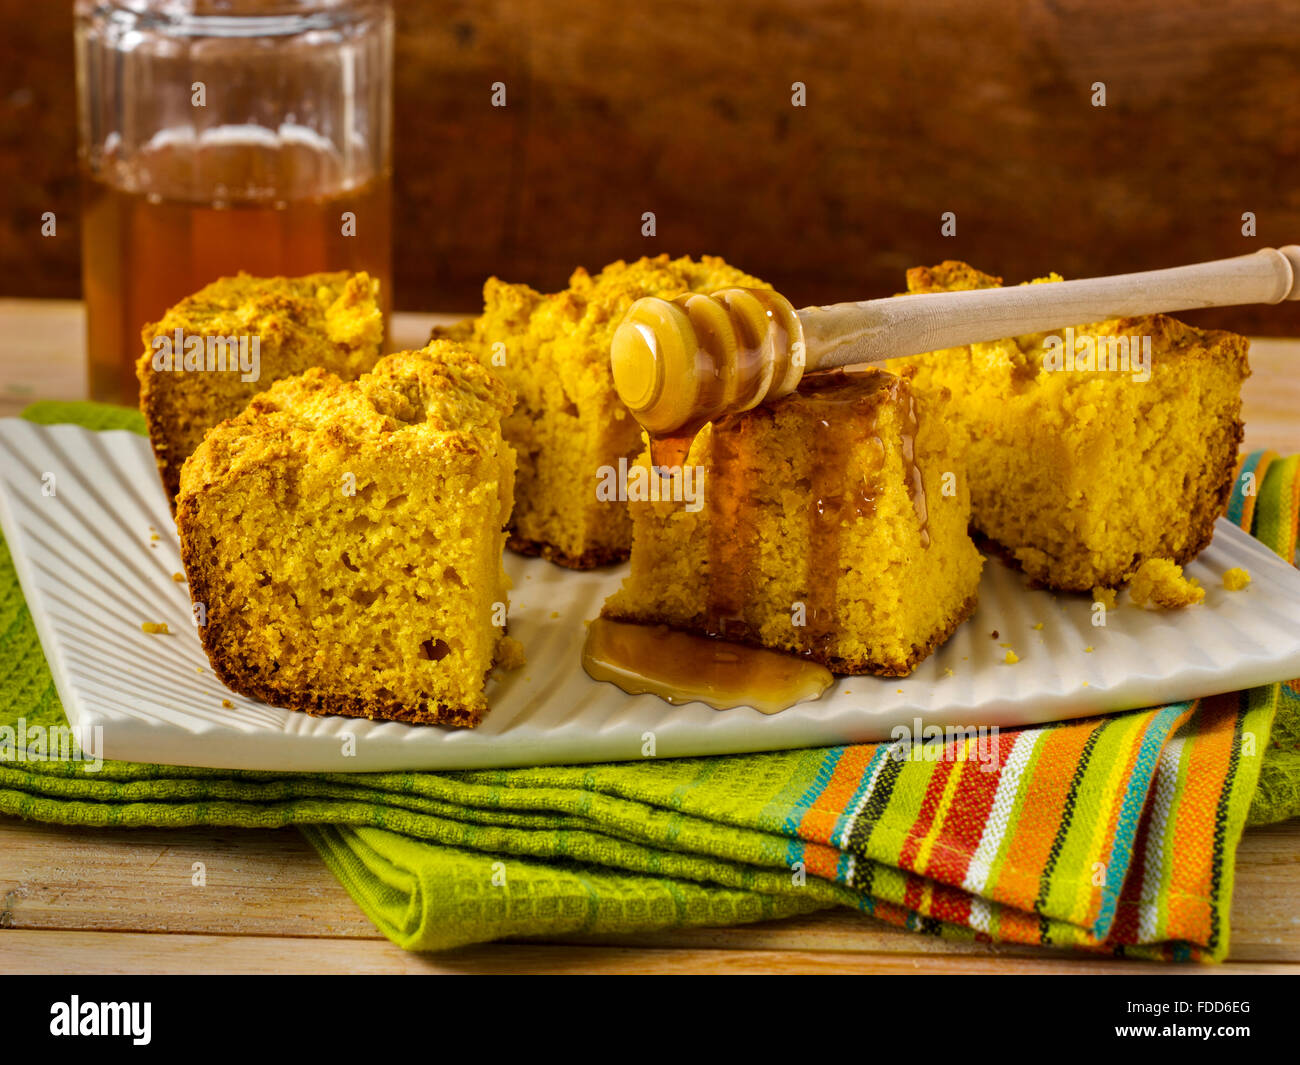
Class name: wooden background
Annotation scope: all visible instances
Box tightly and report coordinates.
[4,0,1300,333]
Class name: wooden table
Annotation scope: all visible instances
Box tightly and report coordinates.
[1,300,1297,975]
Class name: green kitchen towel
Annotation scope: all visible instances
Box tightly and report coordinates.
[2,400,1297,958]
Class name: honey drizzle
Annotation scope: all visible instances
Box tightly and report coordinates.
[645,380,714,478]
[648,429,701,473]
[582,618,832,715]
[724,296,768,413]
[901,390,930,548]
[800,370,892,654]
[638,367,932,695]
[704,411,756,639]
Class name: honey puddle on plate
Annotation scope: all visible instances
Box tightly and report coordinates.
[582,617,833,714]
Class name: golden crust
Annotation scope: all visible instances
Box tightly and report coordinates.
[178,342,509,498]
[428,317,477,345]
[138,271,383,506]
[904,260,1004,293]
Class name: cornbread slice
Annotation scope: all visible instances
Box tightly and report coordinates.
[437,254,771,568]
[602,368,983,675]
[888,262,1249,591]
[176,342,516,727]
[138,271,384,505]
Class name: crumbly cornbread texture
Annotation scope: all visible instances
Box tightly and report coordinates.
[138,271,384,505]
[888,262,1248,591]
[1223,567,1252,590]
[603,368,983,676]
[176,343,517,727]
[438,254,771,568]
[1092,586,1118,609]
[1128,557,1205,609]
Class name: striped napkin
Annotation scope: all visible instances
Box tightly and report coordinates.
[3,402,1297,960]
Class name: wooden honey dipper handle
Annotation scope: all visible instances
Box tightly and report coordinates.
[612,246,1300,437]
[802,245,1300,369]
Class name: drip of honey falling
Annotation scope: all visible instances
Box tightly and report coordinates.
[648,429,699,472]
[582,618,832,714]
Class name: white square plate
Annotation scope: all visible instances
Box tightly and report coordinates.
[2,419,1298,772]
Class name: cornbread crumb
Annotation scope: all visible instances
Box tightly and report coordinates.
[495,636,527,671]
[1084,646,1094,653]
[149,533,160,542]
[1004,650,1019,664]
[1129,558,1206,609]
[549,611,560,619]
[141,622,170,634]
[221,699,233,708]
[172,572,186,582]
[1092,586,1117,609]
[1032,622,1044,630]
[1223,567,1252,591]
[445,255,771,568]
[943,667,955,677]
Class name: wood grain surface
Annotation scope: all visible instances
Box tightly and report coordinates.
[1,817,1295,974]
[4,1,1300,333]
[0,300,1295,974]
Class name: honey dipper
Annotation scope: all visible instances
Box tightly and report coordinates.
[611,246,1300,443]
